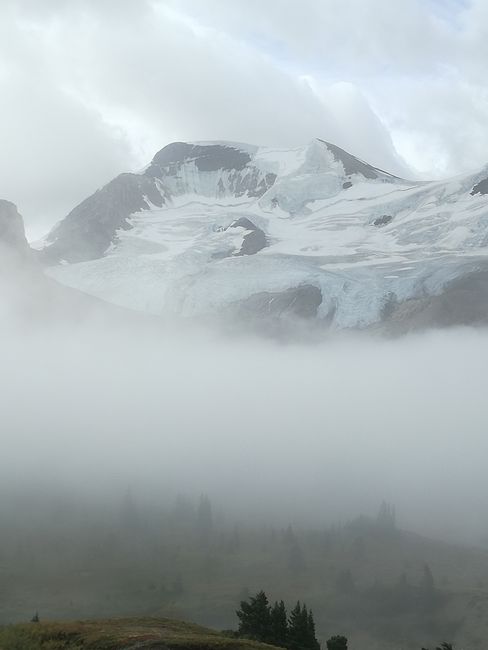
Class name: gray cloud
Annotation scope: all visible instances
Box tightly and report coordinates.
[1,291,488,544]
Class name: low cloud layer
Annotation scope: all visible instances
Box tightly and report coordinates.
[1,290,488,545]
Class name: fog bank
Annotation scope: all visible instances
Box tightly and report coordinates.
[1,301,487,545]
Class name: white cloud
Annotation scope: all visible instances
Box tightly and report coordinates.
[2,0,488,236]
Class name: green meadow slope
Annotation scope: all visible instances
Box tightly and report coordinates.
[0,616,282,650]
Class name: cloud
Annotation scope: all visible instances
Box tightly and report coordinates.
[0,0,411,237]
[0,2,137,238]
[160,0,488,178]
[2,0,488,236]
[1,289,488,544]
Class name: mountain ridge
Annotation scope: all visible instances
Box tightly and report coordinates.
[31,138,488,332]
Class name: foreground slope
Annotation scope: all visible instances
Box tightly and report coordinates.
[0,617,280,650]
[41,139,488,330]
[3,506,488,650]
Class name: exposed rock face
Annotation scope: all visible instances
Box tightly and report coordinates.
[318,139,396,180]
[43,143,277,263]
[383,265,488,334]
[471,178,488,195]
[229,217,268,256]
[146,142,252,175]
[0,200,30,256]
[234,284,323,320]
[44,173,163,263]
[373,215,393,227]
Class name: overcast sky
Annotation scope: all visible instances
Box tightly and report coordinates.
[2,0,488,238]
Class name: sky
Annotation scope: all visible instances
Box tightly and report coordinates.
[2,0,488,238]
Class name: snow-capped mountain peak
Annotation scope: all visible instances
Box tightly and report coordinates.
[41,139,488,331]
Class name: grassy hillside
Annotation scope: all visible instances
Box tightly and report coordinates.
[2,498,488,649]
[0,616,281,650]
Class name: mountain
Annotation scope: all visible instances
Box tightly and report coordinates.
[39,139,488,332]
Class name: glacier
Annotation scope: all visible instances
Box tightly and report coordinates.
[40,138,488,331]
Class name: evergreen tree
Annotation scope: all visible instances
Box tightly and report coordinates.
[393,572,411,611]
[306,609,320,650]
[236,590,271,641]
[270,600,288,646]
[171,493,195,526]
[421,563,435,592]
[284,524,296,544]
[420,562,438,610]
[377,501,396,531]
[288,601,309,650]
[197,494,213,543]
[288,602,319,650]
[326,636,347,650]
[237,592,318,650]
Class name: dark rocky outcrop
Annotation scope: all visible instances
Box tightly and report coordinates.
[382,265,488,334]
[0,200,30,256]
[145,142,252,176]
[471,178,488,195]
[147,143,276,199]
[43,173,164,263]
[229,217,268,256]
[234,284,323,320]
[319,140,397,180]
[373,215,393,227]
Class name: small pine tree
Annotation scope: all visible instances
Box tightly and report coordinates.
[284,524,296,544]
[421,563,435,592]
[236,590,271,642]
[270,600,288,646]
[171,493,195,525]
[377,501,396,530]
[197,494,213,540]
[326,635,347,650]
[288,601,308,650]
[306,609,320,650]
[420,562,438,610]
[289,602,319,650]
